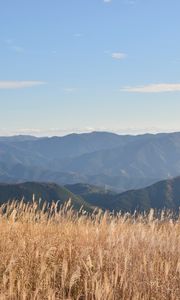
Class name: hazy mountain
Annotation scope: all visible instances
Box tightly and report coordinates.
[0,135,38,142]
[12,131,132,160]
[1,131,180,191]
[61,132,180,177]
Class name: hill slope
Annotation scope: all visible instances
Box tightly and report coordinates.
[65,183,116,210]
[66,177,180,212]
[1,178,180,212]
[109,176,180,212]
[0,182,92,211]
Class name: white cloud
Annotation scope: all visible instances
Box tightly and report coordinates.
[6,39,14,45]
[112,52,127,60]
[11,46,24,53]
[73,33,83,38]
[5,39,24,53]
[63,87,77,93]
[127,0,135,4]
[121,83,180,93]
[0,81,46,90]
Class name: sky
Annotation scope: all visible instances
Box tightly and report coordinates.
[0,0,180,136]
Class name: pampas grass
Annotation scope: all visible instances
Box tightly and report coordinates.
[0,200,180,299]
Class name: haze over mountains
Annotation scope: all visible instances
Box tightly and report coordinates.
[1,131,180,192]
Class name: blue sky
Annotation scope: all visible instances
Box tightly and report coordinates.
[0,0,180,136]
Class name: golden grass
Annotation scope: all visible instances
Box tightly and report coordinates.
[0,200,180,299]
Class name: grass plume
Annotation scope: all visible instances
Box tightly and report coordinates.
[0,200,180,299]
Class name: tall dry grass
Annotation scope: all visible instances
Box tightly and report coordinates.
[0,200,180,299]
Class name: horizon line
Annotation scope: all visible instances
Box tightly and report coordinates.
[0,129,180,138]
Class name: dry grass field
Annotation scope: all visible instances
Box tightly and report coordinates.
[0,200,180,299]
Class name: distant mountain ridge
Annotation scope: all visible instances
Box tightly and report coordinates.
[1,131,180,191]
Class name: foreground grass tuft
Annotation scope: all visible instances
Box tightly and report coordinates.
[0,200,180,299]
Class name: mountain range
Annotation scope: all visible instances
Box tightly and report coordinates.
[1,131,180,191]
[1,176,180,212]
[0,182,92,211]
[66,176,180,212]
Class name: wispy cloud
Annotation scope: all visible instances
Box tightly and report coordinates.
[73,33,83,38]
[104,0,135,3]
[63,87,77,93]
[127,0,136,4]
[11,45,24,53]
[6,39,14,45]
[121,83,180,93]
[5,39,24,53]
[112,52,127,60]
[0,81,46,90]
